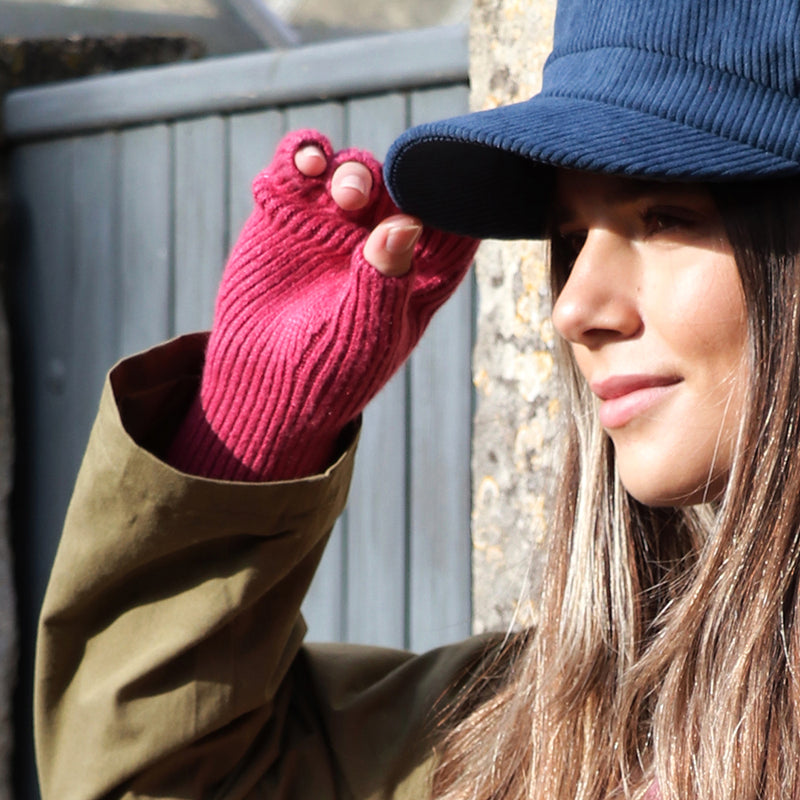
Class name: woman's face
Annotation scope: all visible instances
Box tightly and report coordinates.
[550,170,748,507]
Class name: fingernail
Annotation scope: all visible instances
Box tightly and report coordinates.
[339,173,370,195]
[295,145,327,176]
[386,223,422,255]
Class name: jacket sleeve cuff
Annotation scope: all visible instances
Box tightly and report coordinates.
[106,331,360,482]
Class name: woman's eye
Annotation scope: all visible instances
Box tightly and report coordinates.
[641,207,698,237]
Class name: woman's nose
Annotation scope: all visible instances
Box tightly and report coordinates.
[551,228,643,348]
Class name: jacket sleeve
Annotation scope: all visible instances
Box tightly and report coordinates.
[34,334,495,800]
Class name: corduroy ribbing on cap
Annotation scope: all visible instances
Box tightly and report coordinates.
[384,0,800,240]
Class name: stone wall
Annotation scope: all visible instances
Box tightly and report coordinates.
[0,35,203,92]
[469,0,558,634]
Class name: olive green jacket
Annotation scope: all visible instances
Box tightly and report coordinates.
[35,334,495,800]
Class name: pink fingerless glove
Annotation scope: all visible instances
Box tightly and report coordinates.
[168,130,479,482]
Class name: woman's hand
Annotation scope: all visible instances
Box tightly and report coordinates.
[295,142,424,277]
[168,129,479,481]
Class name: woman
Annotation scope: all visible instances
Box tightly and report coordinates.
[35,0,800,798]
[431,175,800,800]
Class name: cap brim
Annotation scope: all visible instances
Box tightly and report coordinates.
[384,95,800,240]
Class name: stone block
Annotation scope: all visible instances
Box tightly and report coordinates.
[469,0,557,634]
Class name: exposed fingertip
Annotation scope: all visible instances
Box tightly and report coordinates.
[331,163,374,210]
[294,145,327,177]
[338,172,370,197]
[363,217,422,277]
[385,222,423,255]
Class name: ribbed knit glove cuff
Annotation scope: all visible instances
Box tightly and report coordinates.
[168,130,478,481]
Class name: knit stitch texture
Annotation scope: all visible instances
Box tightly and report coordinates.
[168,130,478,481]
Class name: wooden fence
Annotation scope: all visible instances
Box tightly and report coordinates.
[4,24,472,797]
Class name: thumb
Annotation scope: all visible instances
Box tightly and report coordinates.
[362,215,423,277]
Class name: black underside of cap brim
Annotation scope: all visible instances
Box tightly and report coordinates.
[384,137,551,240]
[384,96,800,241]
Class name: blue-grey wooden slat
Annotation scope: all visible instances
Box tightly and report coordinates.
[2,25,468,141]
[118,124,173,354]
[173,116,227,334]
[343,93,410,647]
[9,139,75,623]
[10,135,120,800]
[407,275,474,651]
[407,85,474,652]
[302,519,346,642]
[346,92,407,161]
[69,132,120,452]
[10,142,77,800]
[285,101,345,150]
[287,102,347,642]
[227,109,286,249]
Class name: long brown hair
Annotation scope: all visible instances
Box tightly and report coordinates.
[432,177,800,800]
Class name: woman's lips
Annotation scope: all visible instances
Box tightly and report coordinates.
[591,375,682,429]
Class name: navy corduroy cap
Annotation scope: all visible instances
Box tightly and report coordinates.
[384,0,800,239]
